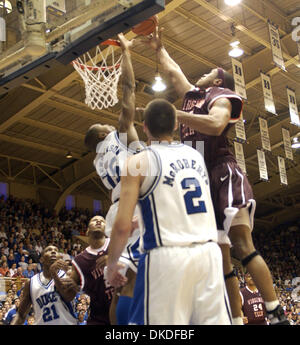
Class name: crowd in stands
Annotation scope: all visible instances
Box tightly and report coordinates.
[0,194,299,325]
[0,195,94,325]
[253,222,300,325]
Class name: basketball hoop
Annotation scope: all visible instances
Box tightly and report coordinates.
[72,39,122,110]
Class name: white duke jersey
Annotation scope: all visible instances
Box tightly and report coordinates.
[138,143,218,252]
[30,271,77,325]
[94,131,141,203]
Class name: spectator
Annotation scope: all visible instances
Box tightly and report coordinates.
[17,256,28,271]
[26,243,40,263]
[3,298,20,325]
[12,267,24,278]
[0,310,5,325]
[25,315,35,325]
[0,261,9,276]
[14,248,24,265]
[77,311,87,325]
[34,241,43,256]
[6,252,17,268]
[9,263,17,277]
[2,240,9,256]
[1,301,11,316]
[0,226,7,240]
[61,248,71,263]
[72,239,82,252]
[23,264,35,279]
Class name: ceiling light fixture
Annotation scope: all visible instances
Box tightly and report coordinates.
[224,0,242,6]
[66,151,73,159]
[152,51,166,92]
[0,1,12,14]
[291,135,300,149]
[228,24,244,58]
[152,73,166,92]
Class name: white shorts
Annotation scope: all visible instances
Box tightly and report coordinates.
[105,201,140,273]
[218,202,256,246]
[129,242,232,325]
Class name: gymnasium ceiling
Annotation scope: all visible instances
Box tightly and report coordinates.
[0,0,300,229]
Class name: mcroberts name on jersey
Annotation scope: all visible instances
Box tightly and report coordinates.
[36,291,58,309]
[163,158,209,187]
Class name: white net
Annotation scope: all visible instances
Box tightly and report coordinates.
[72,43,122,110]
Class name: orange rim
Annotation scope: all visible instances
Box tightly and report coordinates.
[100,39,120,47]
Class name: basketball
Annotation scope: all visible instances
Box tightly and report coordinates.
[132,15,158,36]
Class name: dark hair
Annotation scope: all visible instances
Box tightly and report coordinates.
[217,68,235,91]
[84,125,101,152]
[223,70,235,91]
[144,99,176,137]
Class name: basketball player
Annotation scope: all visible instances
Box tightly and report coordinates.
[11,245,78,325]
[240,272,268,325]
[84,33,143,324]
[69,216,114,325]
[142,26,289,325]
[107,98,231,325]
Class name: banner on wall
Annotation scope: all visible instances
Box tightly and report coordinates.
[259,117,271,151]
[231,58,247,100]
[282,127,294,161]
[287,87,300,126]
[234,141,247,175]
[268,21,286,71]
[257,149,268,181]
[260,72,277,115]
[277,156,288,186]
[235,112,247,142]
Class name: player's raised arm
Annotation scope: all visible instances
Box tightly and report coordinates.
[177,97,232,136]
[144,26,193,98]
[117,33,140,147]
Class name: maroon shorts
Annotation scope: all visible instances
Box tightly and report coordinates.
[209,161,255,232]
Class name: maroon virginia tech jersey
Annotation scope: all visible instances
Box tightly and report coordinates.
[181,87,243,170]
[240,286,268,325]
[72,238,114,325]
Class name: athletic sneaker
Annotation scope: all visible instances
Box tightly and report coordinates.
[267,305,290,325]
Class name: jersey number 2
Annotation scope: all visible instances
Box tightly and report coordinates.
[181,177,207,214]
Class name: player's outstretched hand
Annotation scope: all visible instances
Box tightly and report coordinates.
[136,25,164,52]
[106,263,128,288]
[117,33,134,51]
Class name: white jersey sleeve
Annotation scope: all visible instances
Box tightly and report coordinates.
[93,131,140,202]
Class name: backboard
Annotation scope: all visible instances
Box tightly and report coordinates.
[0,0,165,95]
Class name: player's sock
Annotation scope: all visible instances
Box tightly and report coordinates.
[116,296,132,325]
[232,317,244,325]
